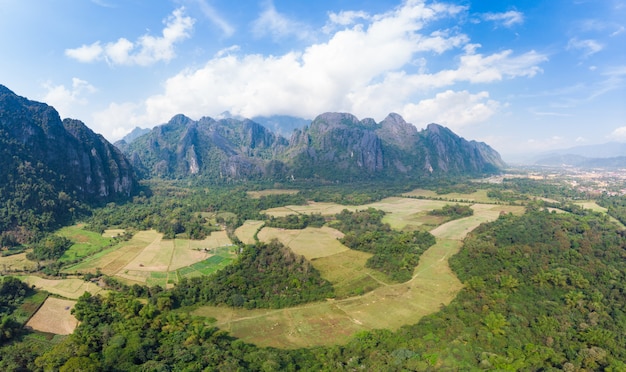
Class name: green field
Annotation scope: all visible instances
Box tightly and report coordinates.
[63,229,236,287]
[57,224,114,263]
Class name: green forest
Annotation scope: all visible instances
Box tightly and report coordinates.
[3,205,626,370]
[3,175,626,370]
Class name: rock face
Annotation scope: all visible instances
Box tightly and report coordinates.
[0,85,137,203]
[123,111,505,181]
[123,114,288,180]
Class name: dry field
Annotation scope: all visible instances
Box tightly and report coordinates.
[257,226,347,259]
[19,276,104,299]
[195,200,507,348]
[234,220,265,244]
[0,252,38,272]
[26,297,78,335]
[402,188,496,203]
[65,229,234,286]
[246,189,299,199]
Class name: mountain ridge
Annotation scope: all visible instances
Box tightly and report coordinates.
[120,111,505,181]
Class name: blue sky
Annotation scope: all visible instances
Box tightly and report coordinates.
[1,0,624,160]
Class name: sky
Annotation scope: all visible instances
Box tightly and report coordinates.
[0,0,625,160]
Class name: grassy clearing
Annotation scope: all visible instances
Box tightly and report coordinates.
[257,226,347,259]
[234,220,265,245]
[402,188,496,203]
[575,201,608,213]
[264,197,478,232]
[194,201,505,348]
[0,252,38,272]
[193,238,466,348]
[26,297,78,335]
[246,189,299,199]
[19,276,104,299]
[57,224,113,263]
[429,204,512,240]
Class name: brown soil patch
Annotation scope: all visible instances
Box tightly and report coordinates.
[26,297,78,335]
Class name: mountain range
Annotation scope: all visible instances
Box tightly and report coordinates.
[1,83,505,231]
[118,111,505,181]
[533,142,626,169]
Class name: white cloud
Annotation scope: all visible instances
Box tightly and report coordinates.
[94,0,547,139]
[65,7,194,66]
[65,42,104,63]
[567,38,603,58]
[401,90,499,129]
[193,0,234,37]
[610,126,626,140]
[42,78,96,118]
[252,1,312,41]
[482,11,524,27]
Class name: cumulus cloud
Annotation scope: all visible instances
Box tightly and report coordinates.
[401,90,499,129]
[482,10,524,27]
[65,7,194,66]
[95,0,547,139]
[42,78,97,118]
[567,38,603,58]
[610,126,626,140]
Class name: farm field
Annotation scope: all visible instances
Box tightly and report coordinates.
[63,229,236,287]
[194,201,505,348]
[263,196,473,230]
[402,188,497,203]
[234,220,265,244]
[26,297,78,335]
[0,252,38,272]
[246,189,299,199]
[19,276,104,299]
[575,201,607,213]
[257,226,347,259]
[56,224,113,263]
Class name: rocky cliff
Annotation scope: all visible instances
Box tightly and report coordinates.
[122,111,505,181]
[0,85,137,231]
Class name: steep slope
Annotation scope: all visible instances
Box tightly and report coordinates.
[0,85,137,232]
[123,114,289,179]
[121,111,504,181]
[286,112,505,179]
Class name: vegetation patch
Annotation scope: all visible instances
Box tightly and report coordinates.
[172,240,333,309]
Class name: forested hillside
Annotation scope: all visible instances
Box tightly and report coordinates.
[4,206,625,370]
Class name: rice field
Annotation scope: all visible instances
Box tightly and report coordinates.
[56,224,114,263]
[63,229,236,287]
